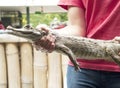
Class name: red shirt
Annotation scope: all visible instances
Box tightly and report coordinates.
[0,21,5,30]
[58,0,120,72]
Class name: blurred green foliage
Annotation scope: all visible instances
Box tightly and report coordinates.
[22,12,67,27]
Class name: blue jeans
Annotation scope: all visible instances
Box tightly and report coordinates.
[67,65,120,88]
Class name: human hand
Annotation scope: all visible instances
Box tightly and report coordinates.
[33,24,56,53]
[113,36,120,43]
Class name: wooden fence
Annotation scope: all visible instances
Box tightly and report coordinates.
[0,34,69,88]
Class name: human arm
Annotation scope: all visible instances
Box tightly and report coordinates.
[34,6,86,52]
[53,6,86,36]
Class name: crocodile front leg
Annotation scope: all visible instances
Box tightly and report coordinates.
[55,43,80,71]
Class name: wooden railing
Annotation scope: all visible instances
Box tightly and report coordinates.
[0,34,69,88]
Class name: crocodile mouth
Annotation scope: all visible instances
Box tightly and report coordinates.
[7,26,34,34]
[0,26,42,41]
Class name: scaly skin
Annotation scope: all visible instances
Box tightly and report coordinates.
[1,25,120,71]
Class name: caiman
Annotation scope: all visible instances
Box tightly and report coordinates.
[1,25,120,71]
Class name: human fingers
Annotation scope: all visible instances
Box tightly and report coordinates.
[40,35,55,51]
[36,24,50,33]
[44,35,56,52]
[33,34,56,52]
[113,36,120,43]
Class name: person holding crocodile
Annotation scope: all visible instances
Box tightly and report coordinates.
[34,0,120,88]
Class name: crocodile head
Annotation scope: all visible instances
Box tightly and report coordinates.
[6,25,48,41]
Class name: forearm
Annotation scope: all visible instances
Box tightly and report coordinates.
[52,25,86,37]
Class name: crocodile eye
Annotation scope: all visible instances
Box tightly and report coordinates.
[42,31,47,35]
[23,24,33,30]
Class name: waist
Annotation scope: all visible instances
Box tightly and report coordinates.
[69,59,120,72]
